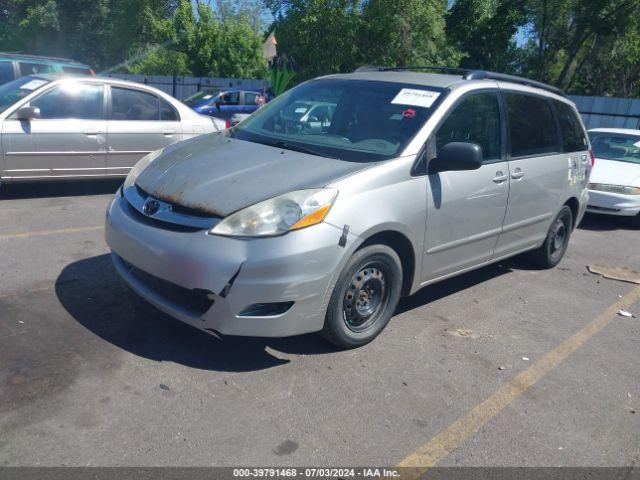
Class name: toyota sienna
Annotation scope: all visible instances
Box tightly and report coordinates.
[105,67,591,348]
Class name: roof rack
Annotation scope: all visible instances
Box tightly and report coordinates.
[0,52,84,65]
[352,65,567,97]
[463,70,566,97]
[354,65,470,75]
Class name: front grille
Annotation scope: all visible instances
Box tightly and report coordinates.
[121,198,202,232]
[122,185,221,231]
[119,256,215,317]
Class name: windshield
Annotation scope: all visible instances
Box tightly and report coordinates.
[589,132,640,165]
[233,79,446,161]
[0,75,50,113]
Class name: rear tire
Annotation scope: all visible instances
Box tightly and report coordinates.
[322,244,402,349]
[527,205,573,269]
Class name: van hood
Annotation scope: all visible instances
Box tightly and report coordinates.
[135,132,372,217]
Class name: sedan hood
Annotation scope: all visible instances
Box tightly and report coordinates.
[135,132,373,217]
[590,158,640,187]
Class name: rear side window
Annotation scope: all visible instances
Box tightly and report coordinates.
[160,98,179,121]
[111,87,159,121]
[31,83,103,119]
[220,92,240,105]
[244,92,259,105]
[0,62,15,84]
[435,92,501,161]
[554,101,588,152]
[505,93,558,157]
[18,62,55,76]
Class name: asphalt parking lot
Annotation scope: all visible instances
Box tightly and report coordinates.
[1,181,639,469]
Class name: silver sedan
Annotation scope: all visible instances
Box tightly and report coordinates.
[0,74,225,183]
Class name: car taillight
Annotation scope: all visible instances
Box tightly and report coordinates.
[225,119,231,129]
[589,149,595,166]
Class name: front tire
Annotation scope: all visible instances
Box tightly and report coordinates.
[527,205,573,268]
[323,244,402,348]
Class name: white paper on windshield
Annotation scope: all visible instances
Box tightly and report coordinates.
[391,88,440,108]
[19,79,48,91]
[295,107,308,113]
[633,141,640,148]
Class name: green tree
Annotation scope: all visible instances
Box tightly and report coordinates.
[567,18,640,97]
[446,0,526,72]
[359,0,460,68]
[521,0,639,89]
[126,0,267,77]
[0,0,266,78]
[0,0,177,71]
[267,0,459,82]
[266,0,362,81]
[444,0,640,96]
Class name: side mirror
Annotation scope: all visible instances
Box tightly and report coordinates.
[15,106,41,121]
[429,142,483,174]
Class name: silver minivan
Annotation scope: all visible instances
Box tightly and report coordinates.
[105,68,591,348]
[0,75,223,184]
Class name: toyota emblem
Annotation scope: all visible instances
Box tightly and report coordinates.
[142,198,161,216]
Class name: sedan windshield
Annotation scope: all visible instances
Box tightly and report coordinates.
[0,76,50,113]
[590,132,640,165]
[233,79,446,162]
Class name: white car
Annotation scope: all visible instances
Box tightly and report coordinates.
[587,128,640,225]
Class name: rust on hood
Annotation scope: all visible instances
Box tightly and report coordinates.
[135,132,373,217]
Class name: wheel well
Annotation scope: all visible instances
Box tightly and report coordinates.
[564,197,579,229]
[358,231,415,296]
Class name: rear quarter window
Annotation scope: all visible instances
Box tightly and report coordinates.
[505,92,558,157]
[160,98,179,121]
[554,101,588,152]
[18,62,55,76]
[111,87,159,121]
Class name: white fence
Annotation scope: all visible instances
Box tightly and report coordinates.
[103,73,269,101]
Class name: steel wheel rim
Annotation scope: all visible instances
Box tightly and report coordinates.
[550,218,567,257]
[342,262,388,332]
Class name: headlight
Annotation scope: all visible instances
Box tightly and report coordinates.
[122,148,165,190]
[210,188,338,237]
[588,183,640,195]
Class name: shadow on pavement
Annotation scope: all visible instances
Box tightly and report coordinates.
[0,179,123,200]
[396,261,513,315]
[55,254,338,373]
[578,212,638,231]
[56,251,525,372]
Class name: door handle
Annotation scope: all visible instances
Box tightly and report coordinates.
[84,129,101,136]
[493,172,508,183]
[511,168,524,180]
[162,129,175,136]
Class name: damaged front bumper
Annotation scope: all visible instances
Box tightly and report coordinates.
[105,195,357,337]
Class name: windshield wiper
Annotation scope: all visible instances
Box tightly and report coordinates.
[271,140,341,160]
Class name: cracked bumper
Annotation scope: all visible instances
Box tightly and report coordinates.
[105,196,357,337]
